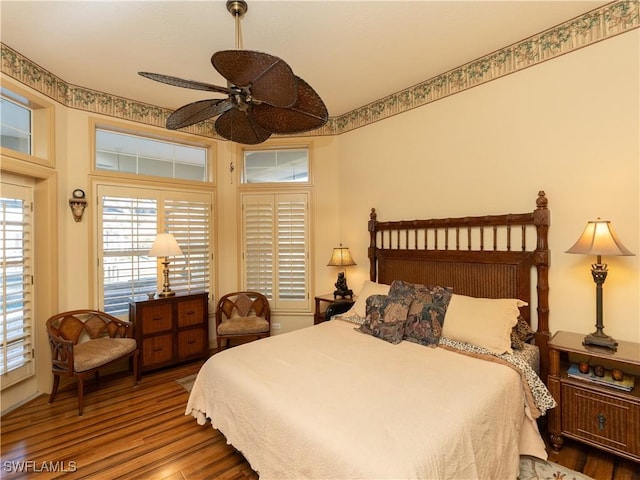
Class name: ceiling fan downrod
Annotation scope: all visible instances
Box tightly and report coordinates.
[226,1,248,50]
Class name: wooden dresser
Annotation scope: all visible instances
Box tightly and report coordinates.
[129,292,209,374]
[547,331,640,463]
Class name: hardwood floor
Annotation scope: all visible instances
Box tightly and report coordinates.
[2,358,638,480]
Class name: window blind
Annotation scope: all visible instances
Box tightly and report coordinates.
[163,198,211,293]
[0,182,34,387]
[242,193,309,310]
[98,185,213,316]
[101,194,157,315]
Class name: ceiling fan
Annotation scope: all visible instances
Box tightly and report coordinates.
[139,0,328,145]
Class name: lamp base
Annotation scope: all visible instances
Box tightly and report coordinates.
[333,271,353,299]
[583,331,618,350]
[157,290,176,297]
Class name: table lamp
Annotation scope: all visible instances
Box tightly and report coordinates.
[149,233,183,297]
[566,218,634,350]
[327,244,356,299]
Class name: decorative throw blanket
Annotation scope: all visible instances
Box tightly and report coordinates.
[438,337,557,418]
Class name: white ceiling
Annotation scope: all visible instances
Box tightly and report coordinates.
[1,0,608,118]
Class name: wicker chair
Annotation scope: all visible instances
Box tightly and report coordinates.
[46,309,139,416]
[215,291,271,349]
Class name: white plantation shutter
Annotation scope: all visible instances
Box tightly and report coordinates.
[277,196,307,302]
[1,181,34,387]
[99,190,157,315]
[243,196,274,298]
[98,185,213,316]
[163,196,211,293]
[242,193,309,310]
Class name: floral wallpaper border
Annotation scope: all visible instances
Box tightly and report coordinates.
[1,0,638,141]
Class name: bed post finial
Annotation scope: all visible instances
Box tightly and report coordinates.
[536,191,548,209]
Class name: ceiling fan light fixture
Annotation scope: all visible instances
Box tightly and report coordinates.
[138,0,328,144]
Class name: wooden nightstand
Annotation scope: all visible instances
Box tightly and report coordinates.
[547,331,640,463]
[314,294,354,325]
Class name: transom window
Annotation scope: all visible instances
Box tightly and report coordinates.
[95,129,208,182]
[0,89,32,155]
[243,148,309,183]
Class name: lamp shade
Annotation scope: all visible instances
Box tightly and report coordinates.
[149,233,183,257]
[327,245,356,266]
[566,219,634,257]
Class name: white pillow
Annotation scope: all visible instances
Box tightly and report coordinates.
[342,280,390,318]
[441,294,526,354]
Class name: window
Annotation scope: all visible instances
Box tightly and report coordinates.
[242,193,309,311]
[95,129,208,182]
[1,180,34,388]
[98,185,213,316]
[243,148,309,183]
[0,89,32,155]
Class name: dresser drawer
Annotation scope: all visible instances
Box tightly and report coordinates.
[561,383,640,457]
[141,304,173,333]
[177,299,205,327]
[178,327,206,359]
[142,334,173,366]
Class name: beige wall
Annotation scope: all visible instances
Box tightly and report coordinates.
[2,29,638,413]
[336,30,639,344]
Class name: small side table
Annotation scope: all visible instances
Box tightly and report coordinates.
[547,331,640,463]
[314,294,355,325]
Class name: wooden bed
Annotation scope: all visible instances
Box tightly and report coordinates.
[186,191,554,479]
[368,190,551,382]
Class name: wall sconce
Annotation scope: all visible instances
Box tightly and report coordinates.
[566,218,635,350]
[327,244,356,299]
[69,189,87,222]
[149,232,184,297]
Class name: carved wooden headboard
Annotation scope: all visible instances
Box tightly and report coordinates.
[368,191,551,381]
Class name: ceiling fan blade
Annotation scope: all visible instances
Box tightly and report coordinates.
[139,72,230,95]
[211,50,297,108]
[215,108,272,145]
[252,76,328,134]
[166,99,234,130]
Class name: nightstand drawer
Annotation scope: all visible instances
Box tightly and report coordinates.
[561,383,640,457]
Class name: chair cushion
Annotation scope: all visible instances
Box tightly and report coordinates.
[73,337,137,372]
[218,316,270,335]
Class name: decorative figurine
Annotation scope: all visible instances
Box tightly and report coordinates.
[333,272,353,299]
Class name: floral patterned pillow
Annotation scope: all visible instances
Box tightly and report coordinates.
[388,280,453,346]
[404,300,444,347]
[357,294,409,344]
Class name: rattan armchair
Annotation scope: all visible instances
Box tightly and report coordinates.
[215,291,271,349]
[46,309,139,416]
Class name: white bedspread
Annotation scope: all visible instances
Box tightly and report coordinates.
[186,320,547,479]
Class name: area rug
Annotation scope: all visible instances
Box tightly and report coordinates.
[175,375,592,480]
[176,373,197,393]
[518,455,594,480]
